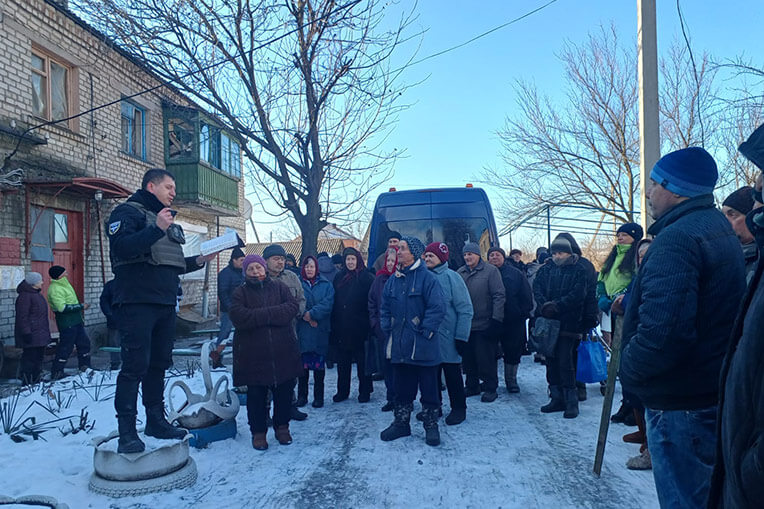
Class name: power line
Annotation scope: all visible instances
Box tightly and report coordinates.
[676,0,706,146]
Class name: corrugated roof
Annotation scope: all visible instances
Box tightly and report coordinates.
[246,239,347,263]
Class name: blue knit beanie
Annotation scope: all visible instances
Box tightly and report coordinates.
[650,147,718,197]
[401,235,425,259]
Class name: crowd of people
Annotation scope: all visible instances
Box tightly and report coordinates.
[10,125,764,506]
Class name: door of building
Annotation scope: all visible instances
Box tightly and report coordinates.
[30,208,84,333]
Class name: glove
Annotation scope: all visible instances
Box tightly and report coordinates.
[540,301,559,319]
[598,296,613,313]
[455,340,468,357]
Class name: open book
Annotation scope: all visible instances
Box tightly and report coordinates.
[200,229,245,256]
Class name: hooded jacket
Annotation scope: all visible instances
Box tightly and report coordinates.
[380,259,446,366]
[532,254,588,334]
[620,195,746,411]
[15,280,51,348]
[47,276,84,330]
[217,261,244,312]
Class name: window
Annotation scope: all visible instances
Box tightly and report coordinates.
[167,116,195,160]
[31,50,70,122]
[53,213,68,244]
[121,101,146,160]
[199,122,220,168]
[221,133,241,178]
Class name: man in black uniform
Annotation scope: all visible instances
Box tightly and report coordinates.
[108,168,214,453]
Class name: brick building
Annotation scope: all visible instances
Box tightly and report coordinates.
[0,0,246,349]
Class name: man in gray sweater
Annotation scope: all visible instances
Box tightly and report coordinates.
[457,243,506,402]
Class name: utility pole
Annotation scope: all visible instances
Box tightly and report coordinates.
[638,0,660,231]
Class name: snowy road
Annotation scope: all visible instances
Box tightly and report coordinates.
[0,357,658,508]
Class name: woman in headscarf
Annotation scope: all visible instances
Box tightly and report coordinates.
[368,247,399,412]
[230,254,302,451]
[330,247,375,403]
[296,256,334,408]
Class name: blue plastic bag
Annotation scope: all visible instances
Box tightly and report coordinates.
[576,338,607,383]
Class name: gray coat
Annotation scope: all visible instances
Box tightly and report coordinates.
[430,262,473,363]
[457,259,505,331]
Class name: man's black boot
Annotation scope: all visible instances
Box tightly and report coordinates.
[563,387,579,419]
[540,385,565,413]
[422,407,441,446]
[117,415,145,454]
[144,404,187,440]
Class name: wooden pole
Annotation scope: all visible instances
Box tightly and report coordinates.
[593,315,623,476]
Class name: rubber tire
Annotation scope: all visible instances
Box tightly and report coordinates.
[89,457,197,498]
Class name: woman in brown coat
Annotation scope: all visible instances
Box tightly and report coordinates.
[230,254,302,450]
[14,272,51,384]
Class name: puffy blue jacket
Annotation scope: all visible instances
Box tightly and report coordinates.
[620,195,746,410]
[430,262,473,364]
[297,276,334,356]
[380,259,445,366]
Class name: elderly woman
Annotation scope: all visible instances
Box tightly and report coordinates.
[368,247,399,412]
[230,254,302,451]
[15,272,51,385]
[330,247,374,403]
[296,255,334,408]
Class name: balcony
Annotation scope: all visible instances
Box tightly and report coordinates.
[162,103,241,216]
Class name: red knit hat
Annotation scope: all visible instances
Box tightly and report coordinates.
[424,242,449,265]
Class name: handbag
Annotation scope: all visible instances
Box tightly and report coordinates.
[576,334,608,383]
[529,317,560,357]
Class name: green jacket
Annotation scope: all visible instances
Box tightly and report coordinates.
[598,244,634,298]
[47,277,84,330]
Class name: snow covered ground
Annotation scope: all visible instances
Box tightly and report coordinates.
[0,357,658,508]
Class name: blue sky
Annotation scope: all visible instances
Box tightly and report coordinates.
[252,0,764,247]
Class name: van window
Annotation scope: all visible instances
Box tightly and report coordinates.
[376,218,491,269]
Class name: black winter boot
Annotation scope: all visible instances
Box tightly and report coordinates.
[416,406,442,422]
[297,373,309,407]
[312,370,325,408]
[422,407,441,446]
[563,387,579,419]
[505,363,520,393]
[445,408,466,426]
[576,381,587,401]
[144,405,188,440]
[380,403,412,442]
[540,385,565,413]
[117,415,145,454]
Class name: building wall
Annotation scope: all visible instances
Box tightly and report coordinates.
[0,0,245,346]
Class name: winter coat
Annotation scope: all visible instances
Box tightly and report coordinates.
[273,269,306,316]
[620,195,745,411]
[229,277,302,387]
[430,262,473,364]
[368,272,392,342]
[555,233,599,332]
[742,241,758,285]
[457,259,505,331]
[532,255,588,335]
[380,259,445,366]
[330,269,374,353]
[217,262,244,313]
[708,208,764,509]
[99,279,117,330]
[317,255,338,285]
[297,276,334,355]
[47,276,84,330]
[597,243,635,298]
[15,280,51,348]
[107,189,204,306]
[497,263,533,323]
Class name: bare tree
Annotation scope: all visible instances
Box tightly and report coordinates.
[73,0,417,257]
[485,26,718,229]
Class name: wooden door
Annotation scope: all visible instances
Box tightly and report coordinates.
[31,208,84,333]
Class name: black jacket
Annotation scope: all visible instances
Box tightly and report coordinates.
[620,195,745,411]
[497,263,533,323]
[532,255,588,334]
[330,269,374,353]
[555,233,598,332]
[107,189,203,306]
[708,208,764,508]
[99,279,117,329]
[217,262,244,312]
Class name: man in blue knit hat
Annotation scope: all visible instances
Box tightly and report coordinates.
[620,147,746,507]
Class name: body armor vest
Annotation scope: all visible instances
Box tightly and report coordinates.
[111,201,187,270]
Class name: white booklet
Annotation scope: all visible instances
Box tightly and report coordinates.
[200,229,244,256]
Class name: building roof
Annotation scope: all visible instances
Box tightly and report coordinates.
[246,239,347,263]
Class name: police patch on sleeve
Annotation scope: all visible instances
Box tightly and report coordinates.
[108,221,121,235]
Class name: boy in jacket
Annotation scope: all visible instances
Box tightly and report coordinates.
[47,265,90,379]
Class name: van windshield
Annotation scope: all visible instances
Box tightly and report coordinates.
[376,218,491,269]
